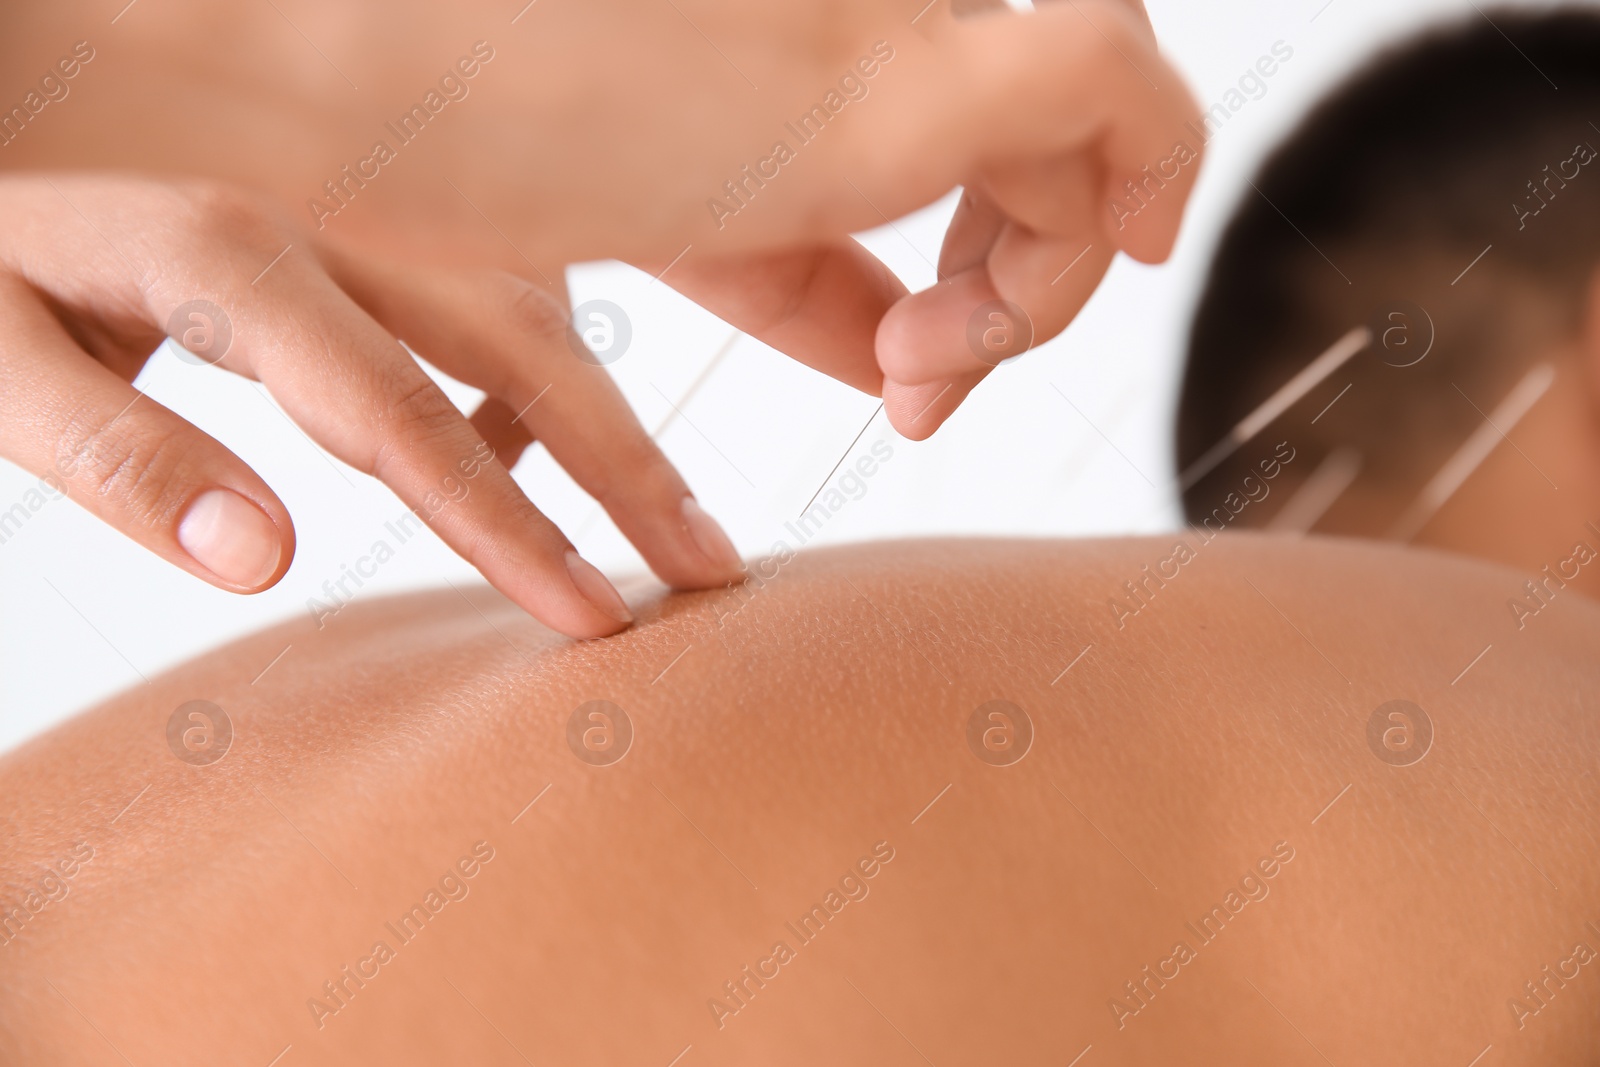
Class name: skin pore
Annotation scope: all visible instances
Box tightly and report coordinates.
[3,536,1597,1066]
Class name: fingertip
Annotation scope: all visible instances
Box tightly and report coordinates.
[563,550,635,636]
[1103,200,1183,264]
[875,272,1002,386]
[678,497,747,587]
[891,413,943,442]
[177,487,293,593]
[884,377,968,440]
[887,404,944,441]
[1102,146,1203,264]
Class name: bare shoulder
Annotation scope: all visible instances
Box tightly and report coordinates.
[5,533,1596,891]
[4,535,1597,1066]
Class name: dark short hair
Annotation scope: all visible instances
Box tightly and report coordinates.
[1176,7,1600,525]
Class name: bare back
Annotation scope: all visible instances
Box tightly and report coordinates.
[3,535,1597,1066]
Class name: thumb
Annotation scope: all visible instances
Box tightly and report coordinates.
[0,282,293,592]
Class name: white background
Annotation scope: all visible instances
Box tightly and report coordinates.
[0,0,1565,751]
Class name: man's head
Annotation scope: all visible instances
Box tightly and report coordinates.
[1177,7,1600,582]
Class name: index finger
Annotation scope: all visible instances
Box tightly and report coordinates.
[213,262,637,640]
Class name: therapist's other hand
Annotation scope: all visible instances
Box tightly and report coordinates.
[0,175,744,639]
[662,0,1200,438]
[3,0,1197,436]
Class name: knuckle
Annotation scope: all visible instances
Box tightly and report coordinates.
[500,277,572,346]
[587,431,673,508]
[143,181,287,310]
[182,182,283,247]
[57,412,188,524]
[367,375,466,480]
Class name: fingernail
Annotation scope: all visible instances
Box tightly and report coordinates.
[178,488,282,589]
[681,496,743,575]
[564,550,633,625]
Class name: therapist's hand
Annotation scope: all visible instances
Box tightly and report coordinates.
[662,0,1200,438]
[0,174,745,639]
[3,0,1197,437]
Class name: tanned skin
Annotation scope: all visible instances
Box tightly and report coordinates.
[2,536,1596,1066]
